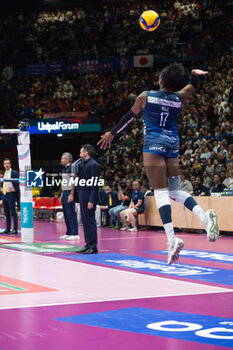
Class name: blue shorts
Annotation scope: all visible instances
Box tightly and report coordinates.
[135,207,145,215]
[143,133,179,159]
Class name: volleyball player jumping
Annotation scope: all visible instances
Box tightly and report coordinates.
[98,64,219,265]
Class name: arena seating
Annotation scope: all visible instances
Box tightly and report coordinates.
[0,1,229,66]
[33,197,63,220]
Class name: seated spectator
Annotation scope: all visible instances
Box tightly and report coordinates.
[194,149,202,160]
[99,186,118,227]
[202,171,212,188]
[191,176,210,196]
[220,170,227,184]
[174,1,181,10]
[141,183,153,196]
[200,146,211,160]
[211,173,227,194]
[212,159,222,173]
[217,152,227,165]
[192,159,202,176]
[226,150,233,165]
[180,154,190,168]
[223,168,233,188]
[109,180,132,229]
[205,158,214,176]
[180,172,193,193]
[120,180,144,232]
[213,140,221,154]
[184,143,194,157]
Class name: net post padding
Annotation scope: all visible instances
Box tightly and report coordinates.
[0,129,34,242]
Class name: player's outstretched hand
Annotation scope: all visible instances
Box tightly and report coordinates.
[191,69,208,76]
[97,131,114,149]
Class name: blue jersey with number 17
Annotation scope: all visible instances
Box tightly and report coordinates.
[142,90,182,152]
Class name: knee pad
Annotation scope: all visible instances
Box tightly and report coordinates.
[167,176,181,191]
[167,176,190,204]
[154,188,170,209]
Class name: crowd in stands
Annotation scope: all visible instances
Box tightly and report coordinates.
[0,0,230,66]
[6,49,233,120]
[1,0,232,119]
[10,71,140,119]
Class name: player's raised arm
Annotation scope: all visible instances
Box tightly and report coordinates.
[97,91,146,150]
[178,69,208,105]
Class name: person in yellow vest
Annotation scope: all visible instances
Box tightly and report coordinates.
[0,159,20,234]
[99,185,119,227]
[32,187,41,197]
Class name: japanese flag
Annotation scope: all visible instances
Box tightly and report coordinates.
[133,55,154,67]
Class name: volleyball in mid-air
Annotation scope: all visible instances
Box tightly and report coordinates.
[139,10,160,32]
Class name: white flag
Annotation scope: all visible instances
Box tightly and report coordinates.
[133,55,154,67]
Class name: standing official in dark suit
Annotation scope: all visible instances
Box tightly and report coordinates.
[69,144,100,254]
[0,158,19,234]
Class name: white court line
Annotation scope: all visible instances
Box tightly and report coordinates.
[0,289,231,311]
[99,235,164,240]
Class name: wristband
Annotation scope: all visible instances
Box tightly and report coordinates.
[189,74,199,89]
